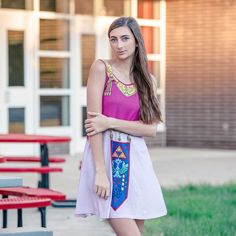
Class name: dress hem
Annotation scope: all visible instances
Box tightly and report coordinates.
[75,210,168,220]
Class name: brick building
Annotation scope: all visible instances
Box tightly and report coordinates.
[166,0,236,149]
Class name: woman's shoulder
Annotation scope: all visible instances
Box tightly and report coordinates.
[90,59,107,73]
[88,59,107,84]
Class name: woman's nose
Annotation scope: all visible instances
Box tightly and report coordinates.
[117,39,124,48]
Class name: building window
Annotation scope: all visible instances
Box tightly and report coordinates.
[103,0,131,16]
[75,0,131,16]
[0,0,33,10]
[138,0,160,20]
[75,0,93,15]
[82,106,87,137]
[148,61,160,88]
[8,31,24,87]
[40,19,70,51]
[141,26,160,54]
[40,96,70,127]
[40,0,69,13]
[8,108,25,133]
[40,57,70,88]
[81,34,96,86]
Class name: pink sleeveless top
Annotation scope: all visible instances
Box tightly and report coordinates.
[101,62,140,121]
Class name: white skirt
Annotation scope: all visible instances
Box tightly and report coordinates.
[75,130,167,219]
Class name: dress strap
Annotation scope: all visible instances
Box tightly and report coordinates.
[98,59,109,80]
[99,60,116,96]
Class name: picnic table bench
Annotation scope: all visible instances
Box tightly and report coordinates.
[0,196,51,228]
[0,175,66,229]
[0,134,71,189]
[0,167,63,188]
[0,186,66,200]
[0,155,6,163]
[5,156,65,163]
[0,227,53,236]
[0,186,66,228]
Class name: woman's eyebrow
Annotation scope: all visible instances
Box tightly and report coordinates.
[110,34,130,38]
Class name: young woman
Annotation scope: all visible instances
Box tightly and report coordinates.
[75,16,167,236]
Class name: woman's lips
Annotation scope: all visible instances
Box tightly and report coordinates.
[117,51,125,54]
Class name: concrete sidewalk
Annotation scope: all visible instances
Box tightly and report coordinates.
[1,147,236,235]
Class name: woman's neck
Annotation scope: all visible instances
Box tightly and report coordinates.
[111,57,133,74]
[109,57,134,83]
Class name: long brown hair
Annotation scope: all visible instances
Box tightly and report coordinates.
[108,16,162,124]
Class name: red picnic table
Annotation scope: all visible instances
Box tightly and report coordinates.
[0,155,24,188]
[0,134,71,189]
[0,156,6,163]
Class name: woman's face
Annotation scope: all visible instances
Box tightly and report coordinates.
[109,26,136,60]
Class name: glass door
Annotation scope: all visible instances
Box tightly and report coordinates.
[0,10,35,154]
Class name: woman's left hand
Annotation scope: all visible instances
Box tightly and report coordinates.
[85,111,110,136]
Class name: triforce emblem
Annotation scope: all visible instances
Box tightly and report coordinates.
[112,146,126,159]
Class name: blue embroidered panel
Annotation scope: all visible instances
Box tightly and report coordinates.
[111,140,130,210]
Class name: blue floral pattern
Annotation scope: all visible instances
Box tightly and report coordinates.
[111,140,130,210]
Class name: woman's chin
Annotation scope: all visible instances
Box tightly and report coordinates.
[116,54,132,60]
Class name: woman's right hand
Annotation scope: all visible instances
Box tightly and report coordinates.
[94,170,111,200]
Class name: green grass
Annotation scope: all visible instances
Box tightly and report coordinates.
[144,182,236,236]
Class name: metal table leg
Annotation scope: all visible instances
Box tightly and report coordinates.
[39,143,76,207]
[39,143,49,189]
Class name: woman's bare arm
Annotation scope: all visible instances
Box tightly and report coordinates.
[86,112,158,137]
[87,60,106,172]
[108,118,158,137]
[86,59,110,199]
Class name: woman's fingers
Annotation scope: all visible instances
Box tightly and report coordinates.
[87,131,96,136]
[105,188,110,199]
[96,185,104,198]
[94,172,110,199]
[94,185,110,199]
[100,188,106,198]
[94,184,98,194]
[84,123,98,135]
[84,123,92,128]
[101,188,110,199]
[85,119,91,124]
[87,111,100,116]
[84,123,97,135]
[85,127,94,133]
[85,124,96,134]
[85,126,100,135]
[97,186,102,196]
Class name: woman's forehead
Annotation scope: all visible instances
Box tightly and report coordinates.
[109,26,132,37]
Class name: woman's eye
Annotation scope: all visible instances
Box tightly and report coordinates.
[110,38,116,43]
[122,37,129,41]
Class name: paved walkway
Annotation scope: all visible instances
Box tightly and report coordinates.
[1,147,236,235]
